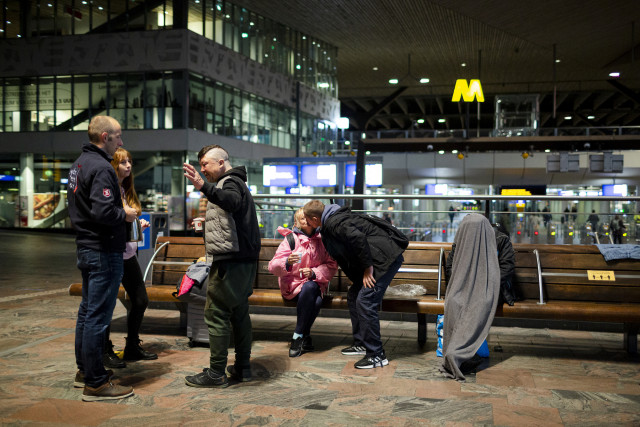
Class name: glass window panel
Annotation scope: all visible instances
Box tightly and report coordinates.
[144,72,164,129]
[189,73,205,130]
[91,74,108,111]
[205,79,215,133]
[39,77,56,131]
[214,0,224,43]
[127,74,144,129]
[187,0,204,35]
[205,0,215,40]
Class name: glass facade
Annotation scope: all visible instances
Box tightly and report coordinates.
[1,0,337,97]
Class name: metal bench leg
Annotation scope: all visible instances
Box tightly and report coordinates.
[623,323,638,354]
[417,313,427,346]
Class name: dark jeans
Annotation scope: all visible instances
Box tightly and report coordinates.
[105,256,149,346]
[347,255,403,357]
[204,260,256,374]
[75,248,123,387]
[293,281,322,336]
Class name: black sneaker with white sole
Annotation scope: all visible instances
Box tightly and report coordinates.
[354,353,389,369]
[341,345,366,356]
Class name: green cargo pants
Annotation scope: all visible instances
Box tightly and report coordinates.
[204,260,256,374]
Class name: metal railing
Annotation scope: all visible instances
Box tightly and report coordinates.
[252,193,640,246]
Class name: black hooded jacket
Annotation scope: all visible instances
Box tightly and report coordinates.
[67,143,126,252]
[320,205,408,284]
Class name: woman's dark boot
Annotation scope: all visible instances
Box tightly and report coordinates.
[123,337,158,361]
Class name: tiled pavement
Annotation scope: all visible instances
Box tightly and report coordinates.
[0,230,639,426]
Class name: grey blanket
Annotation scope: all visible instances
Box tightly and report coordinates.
[440,214,500,381]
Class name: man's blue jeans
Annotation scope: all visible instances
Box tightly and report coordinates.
[75,248,123,388]
[347,255,403,357]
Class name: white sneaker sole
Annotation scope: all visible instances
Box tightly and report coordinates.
[355,358,389,369]
[82,390,134,401]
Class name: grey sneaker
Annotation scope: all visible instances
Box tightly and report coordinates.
[82,380,134,402]
[74,369,113,388]
[185,368,229,388]
[226,365,252,382]
[341,345,366,356]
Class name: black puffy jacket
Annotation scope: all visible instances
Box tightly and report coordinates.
[320,206,407,284]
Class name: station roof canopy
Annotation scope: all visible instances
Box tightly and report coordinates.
[236,0,640,132]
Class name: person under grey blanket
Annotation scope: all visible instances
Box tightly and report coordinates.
[440,214,500,381]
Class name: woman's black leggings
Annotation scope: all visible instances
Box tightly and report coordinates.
[106,256,149,345]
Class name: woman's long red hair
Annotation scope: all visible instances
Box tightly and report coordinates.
[111,148,142,216]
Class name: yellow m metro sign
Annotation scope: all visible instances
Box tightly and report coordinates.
[452,79,484,102]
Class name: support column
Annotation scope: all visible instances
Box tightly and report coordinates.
[20,153,35,227]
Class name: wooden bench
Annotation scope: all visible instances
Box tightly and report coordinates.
[68,236,640,353]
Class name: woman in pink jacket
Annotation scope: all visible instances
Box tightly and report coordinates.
[268,208,338,357]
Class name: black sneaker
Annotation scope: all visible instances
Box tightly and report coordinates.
[185,368,229,388]
[103,342,126,369]
[123,339,158,361]
[82,380,134,402]
[301,336,315,352]
[74,369,114,388]
[289,337,303,357]
[226,365,252,382]
[341,344,366,356]
[354,352,389,369]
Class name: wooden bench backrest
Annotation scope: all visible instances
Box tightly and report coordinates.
[151,237,640,304]
[511,244,640,304]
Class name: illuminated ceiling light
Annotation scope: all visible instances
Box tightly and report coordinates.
[545,149,551,153]
[555,59,561,63]
[98,6,104,10]
[419,78,430,84]
[317,82,330,88]
[438,118,446,123]
[389,78,399,85]
[587,115,595,119]
[241,32,248,38]
[416,119,425,124]
[250,22,255,26]
[438,150,445,155]
[372,66,378,71]
[48,3,53,6]
[365,151,371,155]
[564,116,572,120]
[452,149,458,154]
[461,63,467,67]
[344,140,351,145]
[609,72,620,78]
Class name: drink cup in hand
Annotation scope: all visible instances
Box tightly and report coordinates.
[194,218,203,232]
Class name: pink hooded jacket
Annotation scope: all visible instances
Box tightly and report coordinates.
[268,226,338,300]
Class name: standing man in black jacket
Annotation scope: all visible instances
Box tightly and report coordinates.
[68,115,138,401]
[303,200,408,369]
[183,145,261,387]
